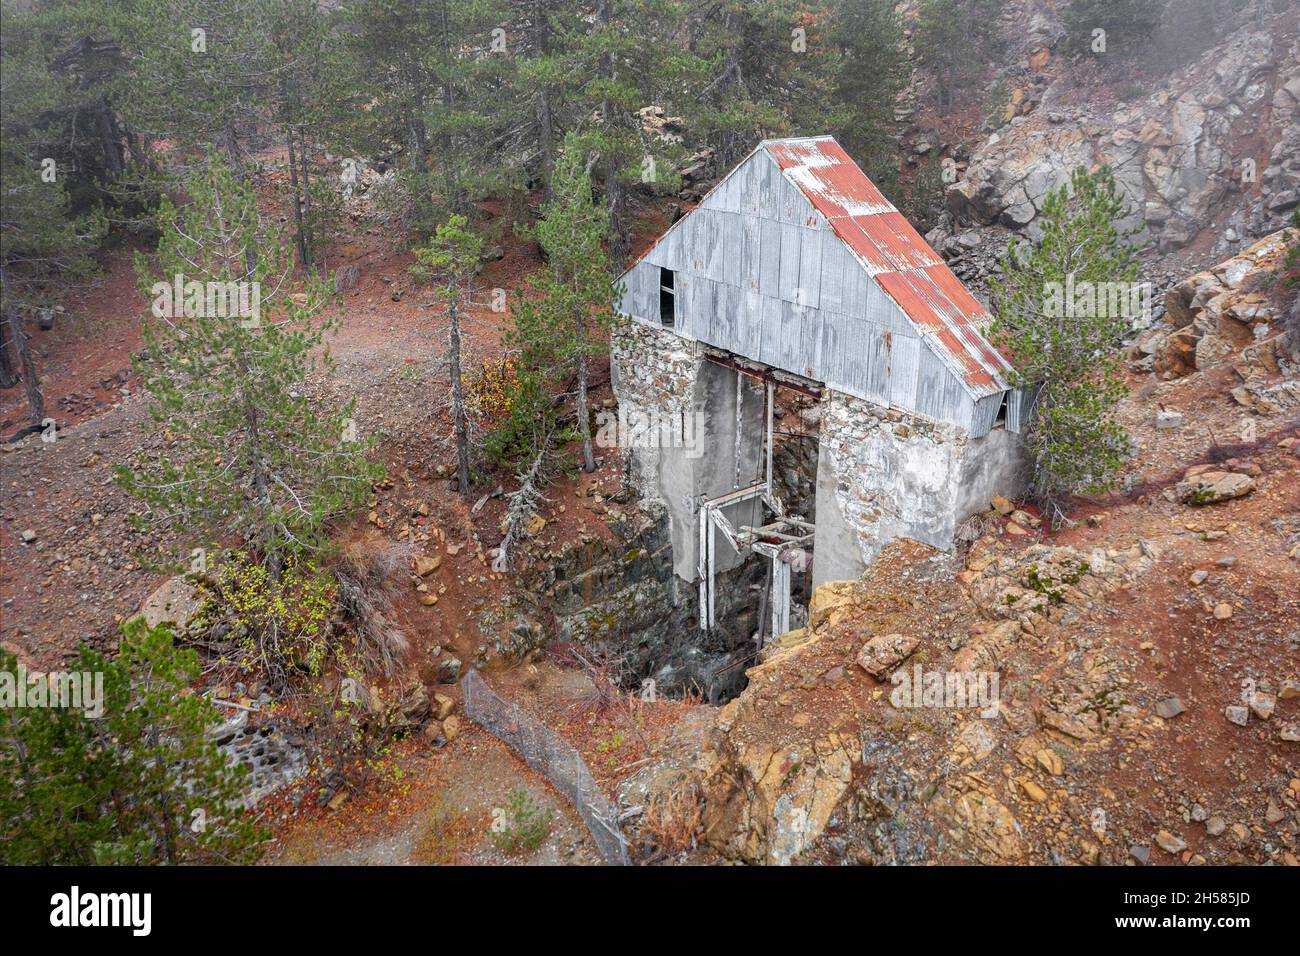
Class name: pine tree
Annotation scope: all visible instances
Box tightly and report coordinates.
[990,166,1140,510]
[914,0,1004,110]
[341,0,511,235]
[821,0,908,191]
[0,619,264,865]
[411,214,484,496]
[511,136,613,472]
[106,0,278,173]
[687,0,820,169]
[0,11,108,417]
[426,0,514,218]
[503,0,577,199]
[562,0,703,270]
[264,0,341,273]
[116,156,381,578]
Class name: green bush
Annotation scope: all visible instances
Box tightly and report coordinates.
[489,787,553,855]
[990,166,1141,510]
[0,618,264,865]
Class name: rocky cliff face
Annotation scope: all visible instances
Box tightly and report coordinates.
[683,536,1170,865]
[1142,228,1299,406]
[926,7,1299,288]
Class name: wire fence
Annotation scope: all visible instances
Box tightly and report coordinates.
[462,669,630,866]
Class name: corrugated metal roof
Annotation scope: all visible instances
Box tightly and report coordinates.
[764,136,1010,396]
[618,135,1012,401]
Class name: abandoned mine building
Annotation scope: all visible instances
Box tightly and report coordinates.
[611,135,1029,637]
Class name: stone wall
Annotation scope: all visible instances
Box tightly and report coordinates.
[772,433,819,520]
[612,323,1025,590]
[208,713,308,807]
[515,504,762,701]
[610,321,764,582]
[610,322,698,503]
[813,390,1024,585]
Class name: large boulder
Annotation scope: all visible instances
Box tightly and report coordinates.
[139,576,206,632]
[1175,470,1257,505]
[1155,230,1291,379]
[699,726,860,866]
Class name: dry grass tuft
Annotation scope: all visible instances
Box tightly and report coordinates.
[640,779,702,859]
[333,541,412,677]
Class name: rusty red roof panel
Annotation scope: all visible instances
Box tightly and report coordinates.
[834,217,894,273]
[767,140,824,171]
[898,269,964,327]
[936,329,995,386]
[811,137,853,164]
[874,271,935,327]
[762,137,1009,394]
[820,163,892,213]
[961,328,1006,379]
[921,263,990,320]
[877,270,1006,387]
[854,211,942,271]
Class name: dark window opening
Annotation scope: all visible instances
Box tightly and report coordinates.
[995,390,1010,426]
[659,267,675,327]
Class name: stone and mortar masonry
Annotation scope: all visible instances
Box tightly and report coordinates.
[814,389,1024,585]
[612,320,1025,589]
[610,322,698,503]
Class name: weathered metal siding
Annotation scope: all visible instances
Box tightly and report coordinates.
[616,148,993,435]
[971,391,1004,437]
[1005,385,1037,435]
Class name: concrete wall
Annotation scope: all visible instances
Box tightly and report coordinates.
[611,324,764,582]
[613,324,1026,591]
[812,390,1025,586]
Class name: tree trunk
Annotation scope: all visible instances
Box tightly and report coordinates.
[606,157,627,274]
[145,713,179,865]
[222,125,242,178]
[286,126,310,273]
[539,90,555,199]
[223,126,259,277]
[598,1,628,272]
[448,297,470,496]
[407,115,432,227]
[240,375,279,581]
[717,9,745,169]
[4,301,44,426]
[577,334,594,472]
[0,313,17,389]
[438,0,460,215]
[299,128,314,274]
[535,0,555,200]
[95,98,125,177]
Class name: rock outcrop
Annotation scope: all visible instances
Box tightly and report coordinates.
[929,22,1298,271]
[1175,468,1258,505]
[139,575,206,631]
[1143,229,1298,393]
[647,532,1169,865]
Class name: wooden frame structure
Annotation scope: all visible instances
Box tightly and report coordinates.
[696,375,815,637]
